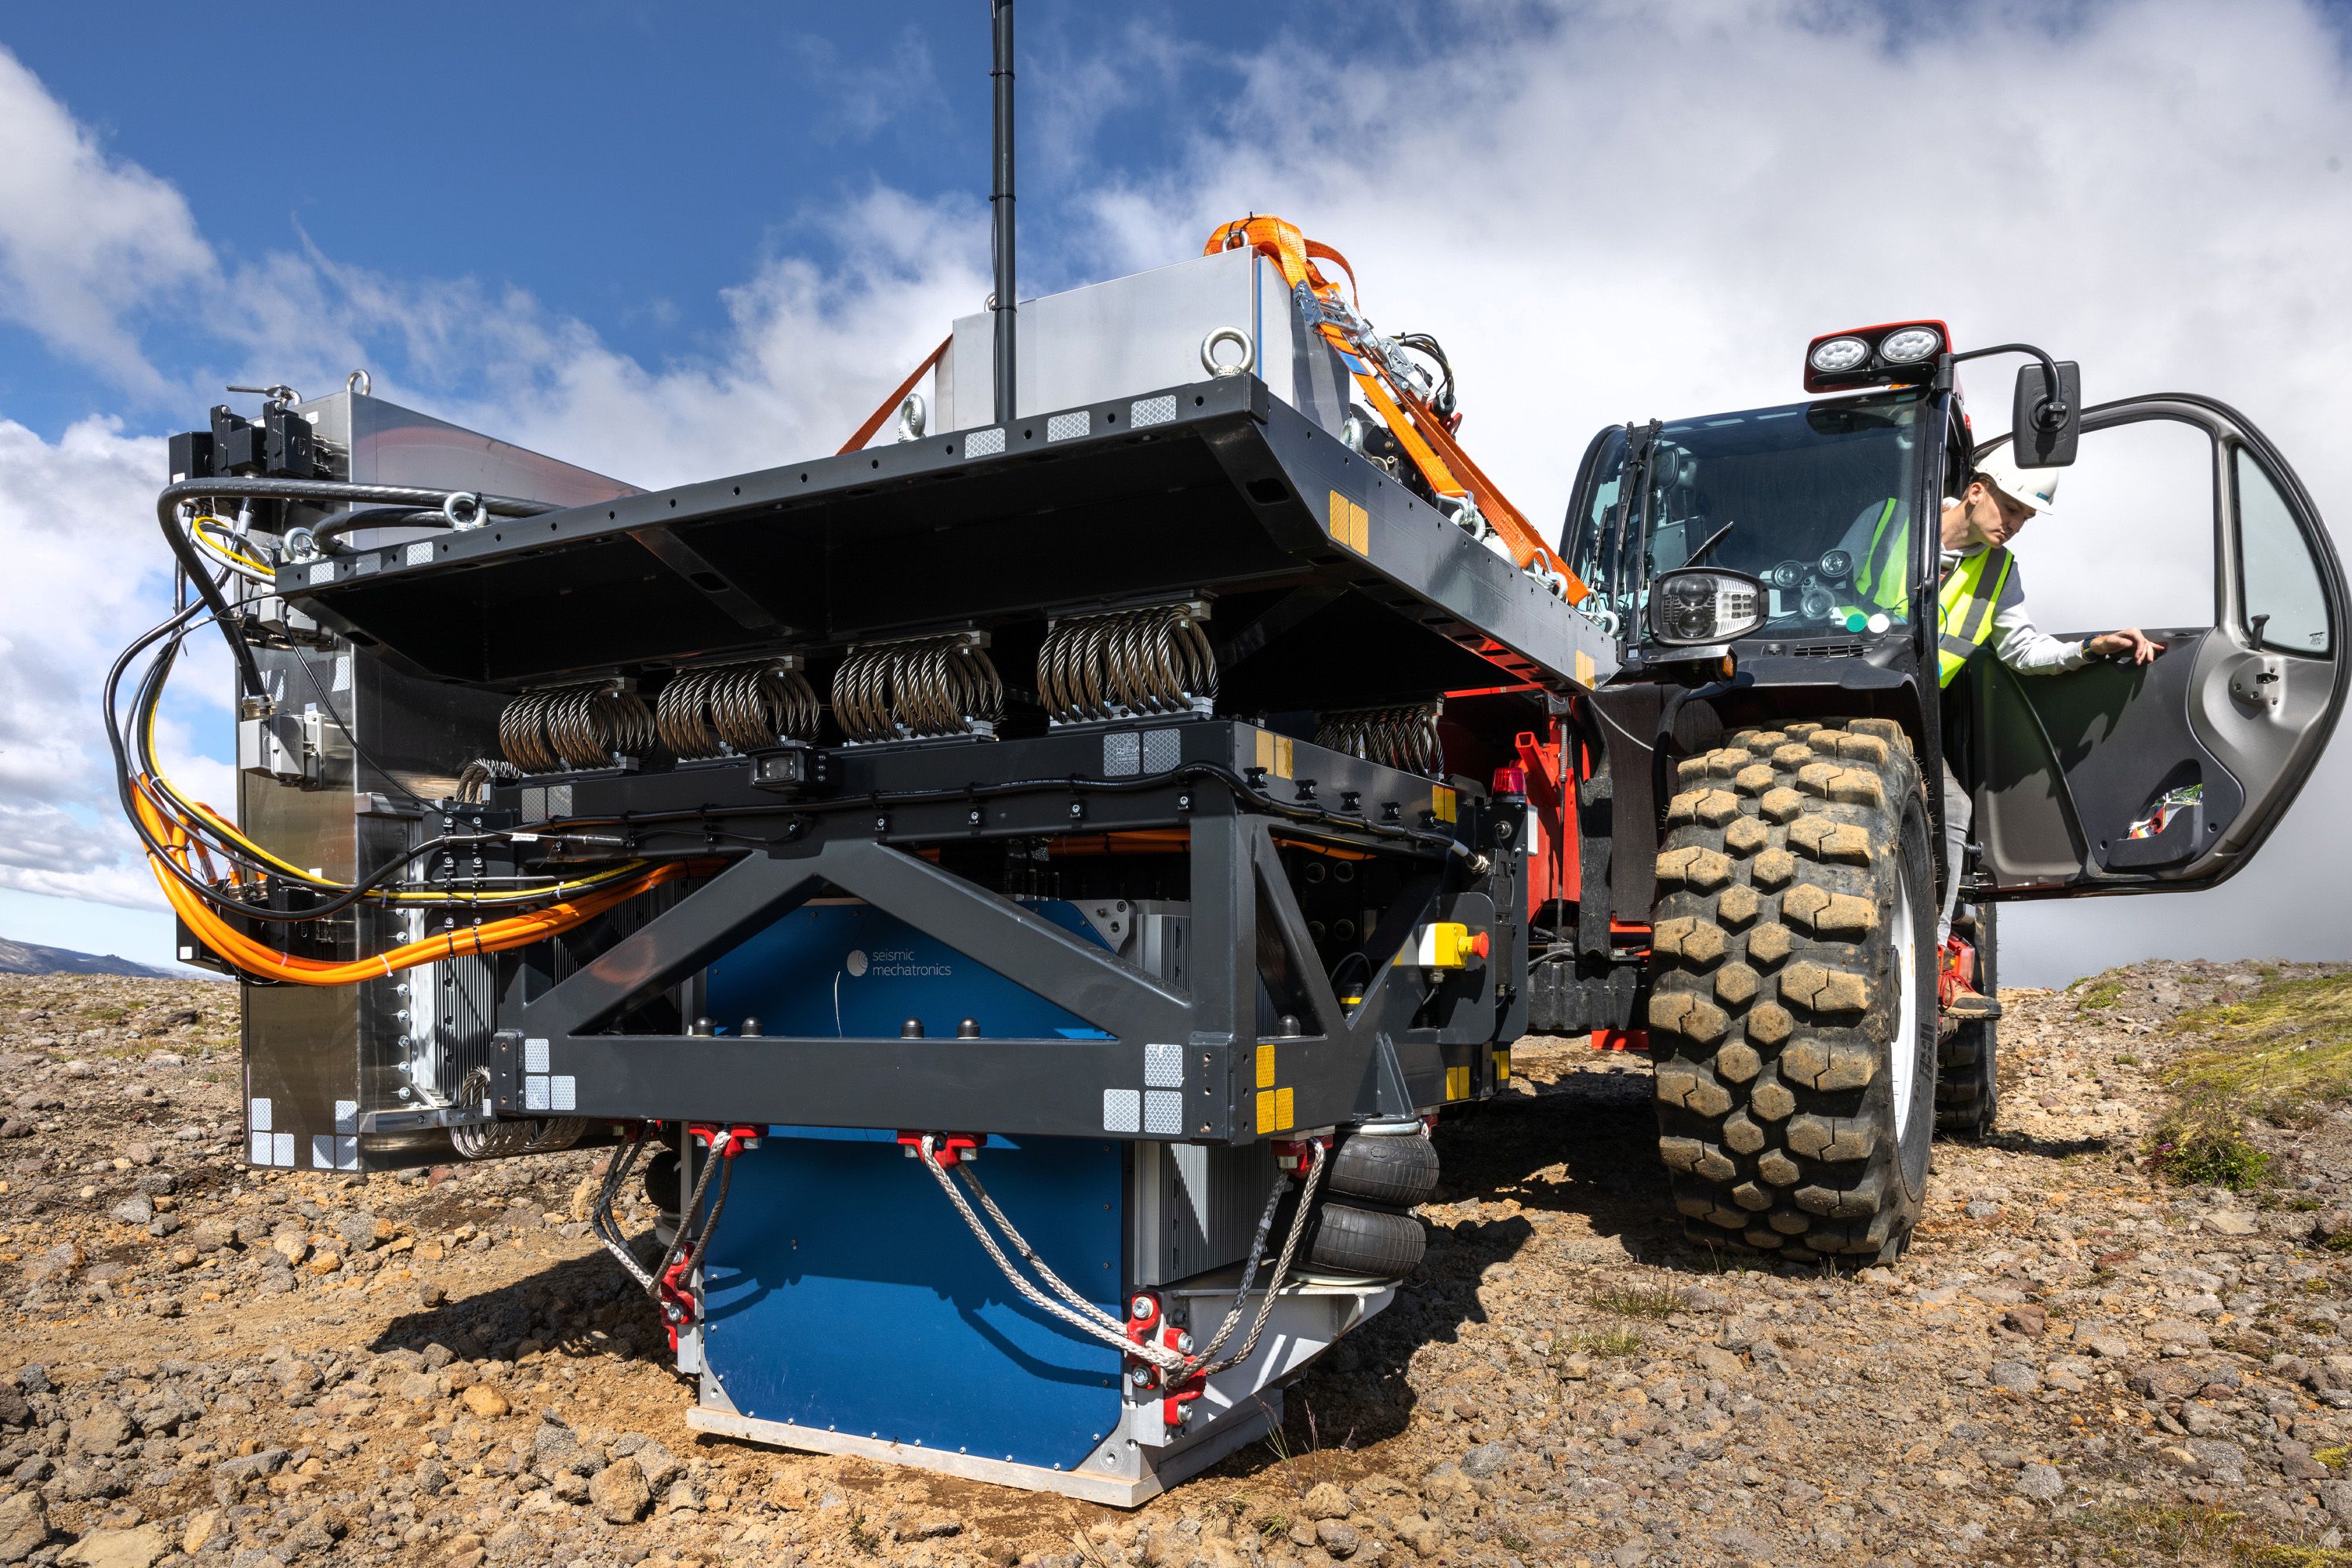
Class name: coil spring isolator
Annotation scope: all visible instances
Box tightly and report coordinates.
[1036,601,1218,725]
[497,680,656,773]
[1314,699,1445,778]
[831,631,1004,743]
[654,659,821,759]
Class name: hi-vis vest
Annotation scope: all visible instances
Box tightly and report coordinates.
[1846,501,2013,688]
[1936,546,2014,687]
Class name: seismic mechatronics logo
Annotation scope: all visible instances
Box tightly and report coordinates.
[844,948,953,979]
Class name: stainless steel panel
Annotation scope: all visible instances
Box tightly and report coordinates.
[235,393,636,1173]
[943,249,1348,435]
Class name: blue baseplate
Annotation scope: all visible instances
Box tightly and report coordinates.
[700,1130,1127,1472]
[697,899,1132,1472]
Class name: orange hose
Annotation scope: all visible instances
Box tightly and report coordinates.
[135,788,697,985]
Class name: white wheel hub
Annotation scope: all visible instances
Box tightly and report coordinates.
[1891,874,1920,1145]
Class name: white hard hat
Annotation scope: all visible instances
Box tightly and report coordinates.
[1973,447,2059,517]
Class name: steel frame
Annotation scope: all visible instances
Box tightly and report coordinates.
[485,720,1521,1142]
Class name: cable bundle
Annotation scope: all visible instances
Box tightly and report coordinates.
[1314,700,1446,778]
[497,681,655,773]
[654,660,820,759]
[831,633,1003,743]
[1036,603,1218,725]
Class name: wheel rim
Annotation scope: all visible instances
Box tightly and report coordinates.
[1891,873,1919,1145]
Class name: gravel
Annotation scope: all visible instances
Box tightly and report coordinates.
[0,964,2347,1565]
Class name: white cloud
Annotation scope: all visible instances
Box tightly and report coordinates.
[0,49,215,394]
[1,4,2349,982]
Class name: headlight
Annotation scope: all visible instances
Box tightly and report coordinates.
[1818,549,1853,579]
[1879,326,1943,364]
[1650,568,1766,645]
[1809,336,1870,375]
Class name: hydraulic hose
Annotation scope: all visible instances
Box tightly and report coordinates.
[153,477,561,705]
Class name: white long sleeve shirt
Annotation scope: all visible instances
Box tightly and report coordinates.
[1940,544,2088,673]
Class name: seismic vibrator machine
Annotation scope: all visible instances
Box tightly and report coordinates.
[124,206,1628,1497]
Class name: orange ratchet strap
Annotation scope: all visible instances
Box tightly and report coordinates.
[1204,216,1583,597]
[838,335,953,456]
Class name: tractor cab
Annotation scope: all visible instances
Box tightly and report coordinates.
[1563,325,2349,902]
[1548,325,2347,1263]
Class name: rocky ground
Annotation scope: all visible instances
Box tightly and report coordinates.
[0,960,2349,1568]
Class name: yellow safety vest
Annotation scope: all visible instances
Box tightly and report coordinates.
[1936,546,2014,688]
[1851,499,1910,615]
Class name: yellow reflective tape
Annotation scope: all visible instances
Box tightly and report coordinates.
[1275,735,1294,779]
[1575,649,1595,687]
[1275,1087,1295,1131]
[1256,1089,1278,1135]
[1255,1042,1276,1090]
[1445,1064,1471,1102]
[1432,786,1457,823]
[1327,489,1369,554]
[1494,1048,1512,1083]
[1255,728,1276,773]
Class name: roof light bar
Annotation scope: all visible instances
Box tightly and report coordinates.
[1802,321,1950,393]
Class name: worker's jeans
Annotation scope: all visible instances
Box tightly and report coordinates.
[1940,760,1969,942]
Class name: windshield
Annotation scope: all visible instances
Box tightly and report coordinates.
[1567,390,1929,641]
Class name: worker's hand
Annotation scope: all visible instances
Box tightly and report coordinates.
[2087,628,2164,664]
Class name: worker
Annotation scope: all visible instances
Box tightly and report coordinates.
[1933,448,2161,1015]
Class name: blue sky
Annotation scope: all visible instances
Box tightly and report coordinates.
[0,2,1357,443]
[2,1,2349,980]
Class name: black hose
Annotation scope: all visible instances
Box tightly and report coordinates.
[532,759,1479,866]
[310,507,450,549]
[154,477,561,704]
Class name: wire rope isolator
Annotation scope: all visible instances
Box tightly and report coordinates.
[655,657,822,760]
[497,679,656,774]
[895,391,927,442]
[1315,698,1446,779]
[831,630,1003,743]
[1037,600,1218,728]
[1200,326,1255,379]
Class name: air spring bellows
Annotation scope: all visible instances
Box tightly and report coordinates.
[1315,699,1445,778]
[498,681,655,774]
[832,631,1004,743]
[655,659,821,760]
[1037,601,1217,725]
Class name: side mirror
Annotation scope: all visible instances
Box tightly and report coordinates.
[2012,360,2082,466]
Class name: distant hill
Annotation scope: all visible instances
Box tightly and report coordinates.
[0,938,186,979]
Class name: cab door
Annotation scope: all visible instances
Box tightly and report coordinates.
[1966,394,2347,896]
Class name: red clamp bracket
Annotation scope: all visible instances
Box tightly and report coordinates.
[687,1122,762,1158]
[896,1131,982,1168]
[1270,1134,1333,1176]
[1123,1290,1206,1428]
[658,1257,696,1350]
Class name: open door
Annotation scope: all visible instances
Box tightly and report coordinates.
[1965,394,2348,897]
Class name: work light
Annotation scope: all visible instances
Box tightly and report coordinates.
[1879,326,1943,364]
[1650,568,1766,645]
[1809,336,1870,375]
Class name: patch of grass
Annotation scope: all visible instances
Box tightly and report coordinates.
[2169,973,2352,1120]
[2146,1116,2271,1189]
[2073,972,2128,1011]
[2056,1501,2253,1563]
[1587,1283,1684,1319]
[2317,1444,2347,1471]
[2146,971,2352,1188]
[1567,1327,1645,1359]
[842,1512,880,1555]
[2115,1053,2140,1067]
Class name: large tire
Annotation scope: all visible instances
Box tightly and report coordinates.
[1936,905,1998,1138]
[1647,720,1939,1265]
[1327,1131,1440,1207]
[1304,1201,1426,1278]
